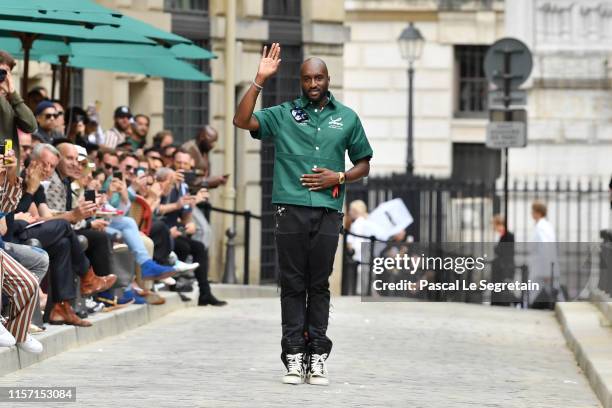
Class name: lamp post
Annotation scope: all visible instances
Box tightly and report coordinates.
[398,22,424,175]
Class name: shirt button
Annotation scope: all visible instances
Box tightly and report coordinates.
[317,127,321,131]
[314,109,318,113]
[315,146,319,150]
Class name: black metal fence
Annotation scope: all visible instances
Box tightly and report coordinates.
[600,230,612,298]
[342,174,611,299]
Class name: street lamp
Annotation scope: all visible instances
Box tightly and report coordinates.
[398,22,424,175]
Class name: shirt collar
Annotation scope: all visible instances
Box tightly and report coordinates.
[55,169,71,185]
[298,91,336,109]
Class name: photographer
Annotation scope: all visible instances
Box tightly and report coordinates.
[155,167,226,306]
[0,51,37,169]
[173,149,214,256]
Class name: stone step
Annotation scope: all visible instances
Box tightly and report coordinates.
[556,301,612,408]
[591,289,612,325]
[0,284,277,377]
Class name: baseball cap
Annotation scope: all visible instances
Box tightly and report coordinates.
[34,100,56,116]
[76,145,95,168]
[114,106,132,118]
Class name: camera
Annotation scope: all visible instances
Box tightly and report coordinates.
[182,170,204,194]
[0,69,7,83]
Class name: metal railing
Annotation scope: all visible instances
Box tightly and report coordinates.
[208,205,261,285]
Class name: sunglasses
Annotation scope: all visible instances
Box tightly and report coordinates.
[0,69,7,82]
[104,163,119,171]
[44,113,61,120]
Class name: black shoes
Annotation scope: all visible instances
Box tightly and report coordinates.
[198,294,228,307]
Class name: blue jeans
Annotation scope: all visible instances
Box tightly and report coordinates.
[107,216,149,265]
[4,242,49,282]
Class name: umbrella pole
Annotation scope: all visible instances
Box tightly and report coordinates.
[19,34,34,97]
[51,65,57,100]
[59,56,68,109]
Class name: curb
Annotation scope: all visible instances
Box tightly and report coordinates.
[556,302,612,408]
[0,284,277,377]
[591,289,612,324]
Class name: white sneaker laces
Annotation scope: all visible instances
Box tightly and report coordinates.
[286,353,304,374]
[310,353,328,376]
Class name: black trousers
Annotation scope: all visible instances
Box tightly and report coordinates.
[17,219,89,302]
[150,221,172,265]
[173,235,210,299]
[76,229,113,277]
[275,204,342,359]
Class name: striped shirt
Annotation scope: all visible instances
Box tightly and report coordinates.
[0,176,23,215]
[102,127,127,149]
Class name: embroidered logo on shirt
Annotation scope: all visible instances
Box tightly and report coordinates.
[291,108,309,123]
[328,117,343,129]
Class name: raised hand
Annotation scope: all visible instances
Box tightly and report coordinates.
[256,43,282,82]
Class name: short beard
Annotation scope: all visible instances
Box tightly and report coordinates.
[302,89,327,104]
[199,140,210,153]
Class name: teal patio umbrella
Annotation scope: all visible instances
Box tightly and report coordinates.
[0,0,215,99]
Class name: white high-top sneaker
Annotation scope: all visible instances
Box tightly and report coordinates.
[306,353,329,386]
[0,324,16,347]
[282,353,305,385]
[17,335,43,354]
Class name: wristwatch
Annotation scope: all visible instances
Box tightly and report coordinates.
[338,172,345,185]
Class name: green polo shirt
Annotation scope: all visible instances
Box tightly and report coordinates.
[251,92,373,212]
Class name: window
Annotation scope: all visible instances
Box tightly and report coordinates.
[455,45,489,117]
[163,41,210,143]
[452,143,500,184]
[163,0,210,143]
[164,0,208,13]
[263,0,301,21]
[69,68,83,108]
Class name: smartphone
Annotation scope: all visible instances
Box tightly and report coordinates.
[113,171,123,180]
[0,139,13,166]
[84,189,96,203]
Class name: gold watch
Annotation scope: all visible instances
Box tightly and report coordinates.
[338,172,345,185]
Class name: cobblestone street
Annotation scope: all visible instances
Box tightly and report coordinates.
[0,297,601,408]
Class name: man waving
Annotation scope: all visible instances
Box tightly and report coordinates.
[233,43,373,386]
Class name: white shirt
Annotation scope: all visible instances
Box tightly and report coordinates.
[529,217,560,284]
[531,218,556,243]
[347,216,374,262]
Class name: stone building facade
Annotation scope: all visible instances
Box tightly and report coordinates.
[344,0,505,179]
[344,0,611,181]
[505,0,612,178]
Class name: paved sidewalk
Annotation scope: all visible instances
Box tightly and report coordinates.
[0,297,601,408]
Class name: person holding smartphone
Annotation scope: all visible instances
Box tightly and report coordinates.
[0,51,37,170]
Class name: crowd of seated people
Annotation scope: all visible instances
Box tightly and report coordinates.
[0,50,227,355]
